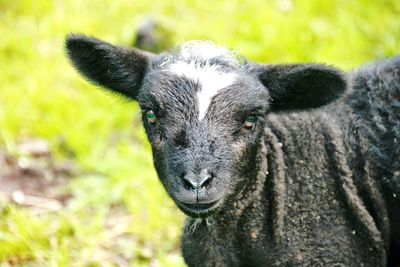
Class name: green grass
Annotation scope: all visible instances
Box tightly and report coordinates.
[0,0,399,265]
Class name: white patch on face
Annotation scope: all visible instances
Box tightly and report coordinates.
[168,61,237,120]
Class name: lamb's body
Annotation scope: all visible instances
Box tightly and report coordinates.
[182,57,400,266]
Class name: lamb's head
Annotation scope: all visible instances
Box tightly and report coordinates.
[66,34,347,217]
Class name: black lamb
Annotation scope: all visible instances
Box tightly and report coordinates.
[65,34,400,266]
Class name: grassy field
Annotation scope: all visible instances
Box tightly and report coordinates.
[0,0,399,266]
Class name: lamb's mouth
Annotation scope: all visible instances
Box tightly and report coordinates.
[178,199,221,217]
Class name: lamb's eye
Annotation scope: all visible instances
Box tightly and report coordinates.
[146,110,157,124]
[243,115,257,129]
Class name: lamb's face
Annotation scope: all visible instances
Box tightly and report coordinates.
[66,34,347,218]
[137,47,269,217]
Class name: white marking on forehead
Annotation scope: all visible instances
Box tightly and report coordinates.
[168,61,237,120]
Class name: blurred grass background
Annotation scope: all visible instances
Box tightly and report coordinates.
[0,0,399,266]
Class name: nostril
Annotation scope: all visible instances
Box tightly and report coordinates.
[199,174,213,188]
[182,172,200,190]
[198,169,214,188]
[180,172,191,190]
[183,176,194,190]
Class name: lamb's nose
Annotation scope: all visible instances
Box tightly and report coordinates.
[182,169,213,190]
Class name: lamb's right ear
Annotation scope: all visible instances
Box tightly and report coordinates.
[65,34,154,100]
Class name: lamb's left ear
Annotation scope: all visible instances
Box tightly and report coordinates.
[253,64,348,112]
[65,34,155,100]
